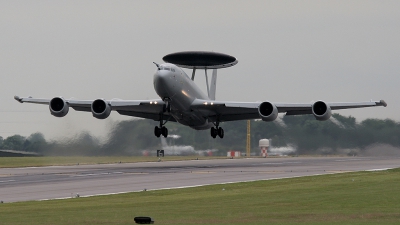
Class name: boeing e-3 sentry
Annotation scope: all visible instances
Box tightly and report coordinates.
[14,51,387,139]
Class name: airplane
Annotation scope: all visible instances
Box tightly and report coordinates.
[14,51,387,139]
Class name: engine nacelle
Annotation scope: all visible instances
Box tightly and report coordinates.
[91,99,111,119]
[258,101,278,122]
[312,101,332,121]
[49,97,69,117]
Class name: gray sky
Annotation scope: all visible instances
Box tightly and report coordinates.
[1,0,399,139]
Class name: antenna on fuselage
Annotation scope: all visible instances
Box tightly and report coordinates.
[162,51,238,100]
[191,68,196,80]
[153,62,160,70]
[209,69,217,100]
[191,68,217,100]
[203,69,218,100]
[205,69,210,97]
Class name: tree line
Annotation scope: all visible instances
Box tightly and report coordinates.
[1,114,399,156]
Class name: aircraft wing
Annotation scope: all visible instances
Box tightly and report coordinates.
[190,99,387,122]
[14,96,174,121]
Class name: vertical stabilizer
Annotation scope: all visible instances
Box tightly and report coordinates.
[209,69,217,100]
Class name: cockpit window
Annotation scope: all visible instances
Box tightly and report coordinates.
[160,66,175,72]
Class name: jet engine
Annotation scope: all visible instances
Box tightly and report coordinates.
[258,101,278,122]
[49,97,69,117]
[312,101,331,121]
[91,99,111,119]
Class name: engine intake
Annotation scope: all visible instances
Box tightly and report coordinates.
[91,99,111,119]
[258,102,278,122]
[312,101,331,121]
[49,97,69,117]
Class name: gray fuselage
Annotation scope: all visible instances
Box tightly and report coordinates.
[153,63,213,130]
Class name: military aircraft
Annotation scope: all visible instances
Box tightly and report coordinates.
[14,51,387,139]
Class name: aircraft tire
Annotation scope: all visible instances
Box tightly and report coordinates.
[218,127,224,138]
[161,126,168,138]
[211,127,217,138]
[154,126,161,137]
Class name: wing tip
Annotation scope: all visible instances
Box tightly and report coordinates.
[379,100,387,107]
[14,95,22,103]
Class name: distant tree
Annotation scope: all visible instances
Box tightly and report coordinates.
[4,114,399,156]
[24,132,47,152]
[2,135,26,150]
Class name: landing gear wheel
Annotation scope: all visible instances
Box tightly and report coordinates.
[161,126,168,138]
[217,127,224,138]
[154,126,161,138]
[211,127,217,138]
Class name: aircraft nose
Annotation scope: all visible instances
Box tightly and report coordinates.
[154,70,171,97]
[154,70,167,86]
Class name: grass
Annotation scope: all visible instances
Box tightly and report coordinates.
[1,169,400,224]
[0,156,227,168]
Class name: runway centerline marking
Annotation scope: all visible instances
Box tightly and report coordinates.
[0,180,15,183]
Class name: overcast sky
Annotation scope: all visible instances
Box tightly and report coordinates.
[1,1,399,139]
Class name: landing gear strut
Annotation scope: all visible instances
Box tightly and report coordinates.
[155,101,170,138]
[210,122,224,139]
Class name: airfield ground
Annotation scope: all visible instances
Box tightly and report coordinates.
[1,168,400,225]
[0,156,227,168]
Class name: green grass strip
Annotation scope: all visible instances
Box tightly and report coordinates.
[1,169,400,224]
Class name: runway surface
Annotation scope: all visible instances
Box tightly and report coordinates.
[1,156,399,203]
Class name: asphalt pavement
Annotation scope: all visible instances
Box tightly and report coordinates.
[1,156,399,203]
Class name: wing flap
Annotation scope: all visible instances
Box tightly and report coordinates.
[117,110,176,122]
[190,99,260,121]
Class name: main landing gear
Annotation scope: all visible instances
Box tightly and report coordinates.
[210,122,224,139]
[154,125,168,138]
[154,99,171,138]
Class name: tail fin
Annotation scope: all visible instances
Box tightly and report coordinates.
[209,69,217,100]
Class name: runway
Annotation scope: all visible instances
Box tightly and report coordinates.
[1,156,399,203]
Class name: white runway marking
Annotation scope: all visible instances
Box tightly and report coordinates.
[365,168,393,171]
[334,159,369,162]
[72,172,124,177]
[0,180,15,183]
